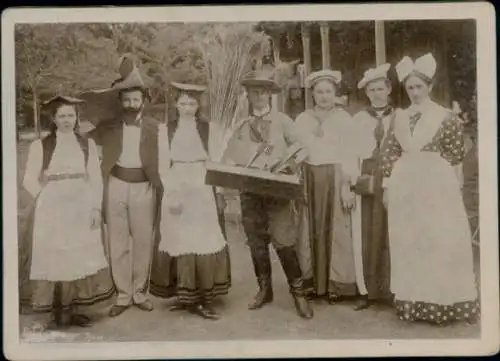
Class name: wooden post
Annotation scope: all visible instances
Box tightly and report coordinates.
[320,22,331,69]
[374,21,386,66]
[163,91,169,124]
[301,23,313,109]
[272,34,285,113]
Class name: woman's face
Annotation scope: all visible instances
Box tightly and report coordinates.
[53,104,77,133]
[247,86,271,112]
[176,93,199,118]
[365,79,391,108]
[312,79,337,109]
[405,74,432,105]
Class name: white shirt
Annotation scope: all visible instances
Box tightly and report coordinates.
[116,124,143,168]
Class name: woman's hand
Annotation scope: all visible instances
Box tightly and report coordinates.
[90,209,102,230]
[167,190,183,215]
[382,188,389,209]
[215,192,226,211]
[341,182,355,211]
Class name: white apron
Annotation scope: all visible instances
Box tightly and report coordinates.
[387,104,477,305]
[25,136,108,281]
[158,118,227,256]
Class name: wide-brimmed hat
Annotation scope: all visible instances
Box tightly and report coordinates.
[79,55,149,123]
[240,70,281,93]
[42,95,85,107]
[170,82,207,93]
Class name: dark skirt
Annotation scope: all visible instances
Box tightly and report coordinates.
[301,163,357,298]
[360,170,392,301]
[149,246,231,304]
[19,199,115,314]
[149,203,231,304]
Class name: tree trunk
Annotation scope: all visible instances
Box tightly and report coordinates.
[32,90,40,138]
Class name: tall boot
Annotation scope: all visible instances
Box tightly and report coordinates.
[276,246,314,319]
[248,245,274,310]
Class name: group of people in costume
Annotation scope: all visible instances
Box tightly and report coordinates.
[19,51,478,331]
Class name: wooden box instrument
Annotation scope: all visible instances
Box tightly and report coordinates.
[205,162,303,200]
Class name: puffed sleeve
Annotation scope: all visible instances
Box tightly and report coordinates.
[87,139,103,211]
[158,123,173,191]
[380,120,403,188]
[22,139,43,198]
[440,115,466,166]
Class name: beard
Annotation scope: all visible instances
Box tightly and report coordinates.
[122,105,142,122]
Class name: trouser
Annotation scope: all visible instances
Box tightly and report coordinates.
[106,176,155,306]
[240,193,304,295]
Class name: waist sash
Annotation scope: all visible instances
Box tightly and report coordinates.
[111,165,149,183]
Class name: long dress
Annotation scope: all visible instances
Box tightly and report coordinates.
[149,118,230,305]
[19,131,115,313]
[294,107,359,299]
[351,107,394,301]
[380,100,479,324]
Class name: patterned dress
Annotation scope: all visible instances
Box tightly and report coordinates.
[380,100,479,324]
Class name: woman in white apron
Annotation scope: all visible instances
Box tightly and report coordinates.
[149,82,230,320]
[380,54,479,325]
[20,95,114,330]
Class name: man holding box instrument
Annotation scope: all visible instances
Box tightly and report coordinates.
[220,69,313,319]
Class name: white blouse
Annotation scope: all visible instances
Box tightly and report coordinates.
[23,131,103,210]
[294,108,358,178]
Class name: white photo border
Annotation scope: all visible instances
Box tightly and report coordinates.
[2,3,498,359]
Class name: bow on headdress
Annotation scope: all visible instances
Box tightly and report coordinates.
[395,53,437,83]
[357,63,391,89]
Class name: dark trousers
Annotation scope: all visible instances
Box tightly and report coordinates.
[240,193,304,295]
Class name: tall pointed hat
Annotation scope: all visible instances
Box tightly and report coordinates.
[79,54,150,124]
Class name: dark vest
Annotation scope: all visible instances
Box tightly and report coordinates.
[41,132,89,175]
[95,116,162,188]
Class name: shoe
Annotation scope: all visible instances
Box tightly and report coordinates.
[109,305,129,317]
[169,302,188,312]
[69,314,92,327]
[248,278,274,310]
[248,245,274,310]
[354,297,371,311]
[292,294,314,319]
[189,304,220,320]
[136,299,154,312]
[275,246,313,319]
[328,294,342,305]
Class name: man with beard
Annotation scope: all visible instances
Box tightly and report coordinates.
[88,56,167,317]
[351,63,395,310]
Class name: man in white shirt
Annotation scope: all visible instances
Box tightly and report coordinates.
[88,57,168,317]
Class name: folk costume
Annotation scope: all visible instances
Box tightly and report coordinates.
[351,64,394,309]
[19,96,114,328]
[149,82,230,319]
[87,60,166,316]
[294,70,359,303]
[226,70,313,319]
[381,54,479,325]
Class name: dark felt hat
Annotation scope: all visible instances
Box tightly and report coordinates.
[241,70,281,93]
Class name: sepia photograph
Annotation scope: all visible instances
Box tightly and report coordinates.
[2,3,498,360]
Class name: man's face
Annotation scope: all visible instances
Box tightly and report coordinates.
[247,86,271,111]
[120,89,144,114]
[365,79,391,108]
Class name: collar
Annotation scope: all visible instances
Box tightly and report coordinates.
[366,104,394,118]
[55,130,77,139]
[252,106,271,118]
[408,98,433,115]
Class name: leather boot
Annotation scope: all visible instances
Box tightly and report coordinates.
[248,245,274,310]
[276,246,314,319]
